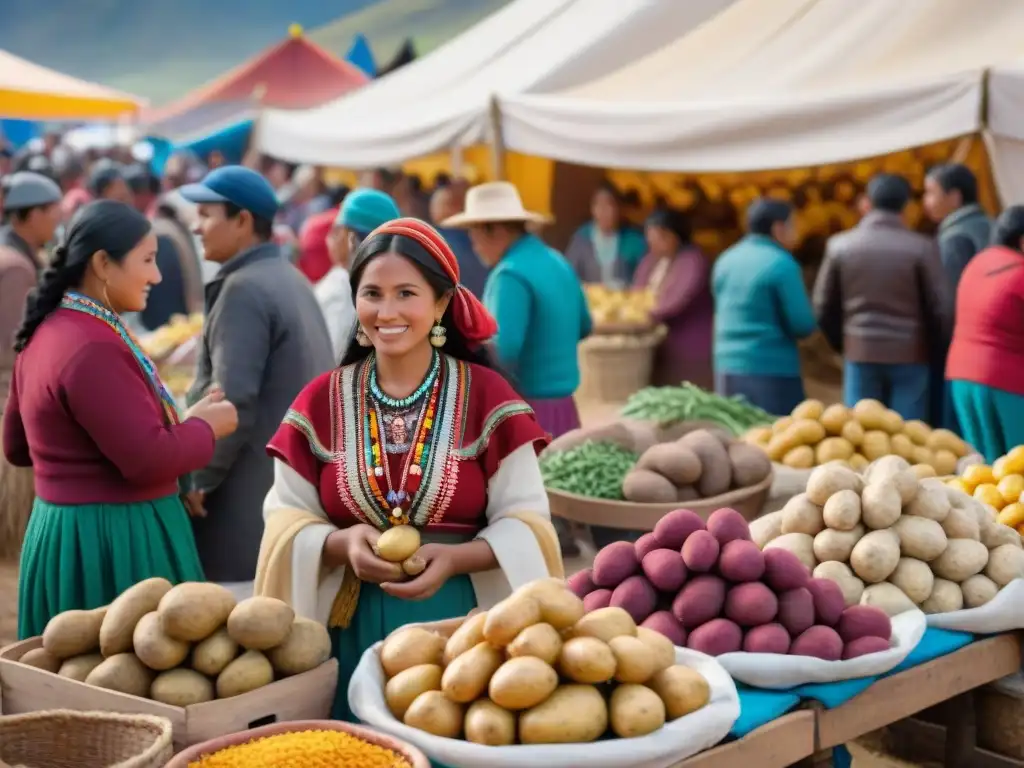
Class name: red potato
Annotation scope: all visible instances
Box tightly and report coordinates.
[790,625,844,661]
[707,508,752,546]
[836,606,891,643]
[807,578,845,627]
[641,611,686,646]
[842,635,891,660]
[717,540,766,583]
[610,575,658,623]
[687,618,742,656]
[642,549,688,593]
[777,588,815,636]
[763,548,811,592]
[567,569,596,599]
[634,533,663,562]
[583,589,612,612]
[724,582,778,627]
[592,541,639,588]
[743,623,792,655]
[653,508,706,550]
[672,574,727,629]
[682,531,720,573]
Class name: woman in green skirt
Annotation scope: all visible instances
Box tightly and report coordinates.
[255,218,562,723]
[1,200,238,639]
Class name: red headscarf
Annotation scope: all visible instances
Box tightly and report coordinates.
[367,217,498,343]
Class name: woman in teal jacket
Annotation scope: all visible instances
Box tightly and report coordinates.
[564,182,647,288]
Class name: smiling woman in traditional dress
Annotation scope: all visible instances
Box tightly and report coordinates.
[255,217,562,721]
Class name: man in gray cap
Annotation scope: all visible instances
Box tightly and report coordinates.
[0,171,62,412]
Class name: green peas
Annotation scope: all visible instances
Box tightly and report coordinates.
[540,441,639,500]
[619,381,774,434]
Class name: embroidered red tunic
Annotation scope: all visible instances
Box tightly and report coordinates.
[267,355,549,537]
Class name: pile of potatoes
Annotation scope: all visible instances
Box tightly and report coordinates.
[755,457,1024,617]
[623,428,772,504]
[18,579,331,706]
[945,450,1024,538]
[743,398,970,475]
[380,579,711,745]
[568,508,893,661]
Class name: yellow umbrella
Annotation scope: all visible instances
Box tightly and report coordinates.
[0,49,143,121]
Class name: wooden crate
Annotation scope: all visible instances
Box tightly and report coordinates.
[0,637,337,752]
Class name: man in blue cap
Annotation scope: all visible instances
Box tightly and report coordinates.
[179,165,334,598]
[316,187,401,360]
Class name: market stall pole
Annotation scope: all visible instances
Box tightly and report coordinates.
[812,633,1023,767]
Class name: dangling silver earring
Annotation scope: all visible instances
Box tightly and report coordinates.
[429,322,447,348]
[356,327,372,347]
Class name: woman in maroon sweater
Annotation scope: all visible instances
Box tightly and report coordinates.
[947,206,1024,463]
[2,200,238,639]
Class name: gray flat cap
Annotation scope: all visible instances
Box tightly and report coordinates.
[3,171,62,212]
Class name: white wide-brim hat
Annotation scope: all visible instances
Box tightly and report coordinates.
[441,181,552,228]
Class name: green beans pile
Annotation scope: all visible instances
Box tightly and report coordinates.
[539,441,640,500]
[621,382,774,434]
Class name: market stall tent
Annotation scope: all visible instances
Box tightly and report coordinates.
[498,0,1024,182]
[254,0,737,168]
[987,60,1024,203]
[0,50,142,121]
[144,25,368,135]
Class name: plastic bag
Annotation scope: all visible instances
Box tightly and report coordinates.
[349,643,740,768]
[716,609,926,689]
[926,578,1024,633]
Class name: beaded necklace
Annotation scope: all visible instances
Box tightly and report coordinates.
[60,291,180,425]
[369,350,440,408]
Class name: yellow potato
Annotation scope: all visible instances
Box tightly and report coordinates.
[903,420,932,446]
[375,525,421,562]
[519,685,608,744]
[444,612,488,664]
[926,428,968,458]
[853,399,887,430]
[771,416,796,435]
[570,607,637,643]
[841,420,865,447]
[861,431,892,461]
[881,410,905,435]
[506,623,562,665]
[464,699,516,746]
[42,607,106,659]
[85,654,153,698]
[380,627,445,678]
[488,656,559,710]
[782,445,815,469]
[792,399,825,420]
[19,647,62,673]
[404,690,464,738]
[226,596,295,651]
[530,588,585,631]
[483,595,543,646]
[385,663,443,720]
[816,437,855,464]
[998,475,1024,505]
[819,404,851,435]
[157,582,237,642]
[558,637,616,684]
[890,434,916,461]
[441,641,503,703]
[191,628,240,677]
[266,618,331,676]
[635,627,676,674]
[609,684,667,738]
[215,650,274,699]
[932,449,959,476]
[609,635,657,684]
[649,664,711,720]
[150,668,215,706]
[100,577,172,657]
[132,611,190,671]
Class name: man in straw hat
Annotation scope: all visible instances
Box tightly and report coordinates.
[443,181,592,556]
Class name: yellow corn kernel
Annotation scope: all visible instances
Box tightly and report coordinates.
[189,729,413,768]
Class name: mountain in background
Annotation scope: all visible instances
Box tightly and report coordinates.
[0,0,510,105]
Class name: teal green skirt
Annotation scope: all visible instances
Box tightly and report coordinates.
[18,494,206,639]
[950,380,1024,463]
[331,575,477,723]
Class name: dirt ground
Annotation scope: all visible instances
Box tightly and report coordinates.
[0,559,17,646]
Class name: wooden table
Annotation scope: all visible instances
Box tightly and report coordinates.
[672,711,816,768]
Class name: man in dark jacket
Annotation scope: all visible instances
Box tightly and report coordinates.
[814,174,950,420]
[180,166,334,597]
[923,163,992,431]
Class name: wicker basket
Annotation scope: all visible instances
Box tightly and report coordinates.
[547,470,773,531]
[165,720,430,767]
[0,710,172,768]
[576,326,666,403]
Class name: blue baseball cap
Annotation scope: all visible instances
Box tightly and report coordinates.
[179,165,279,222]
[335,188,400,236]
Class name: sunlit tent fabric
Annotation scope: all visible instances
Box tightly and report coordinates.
[255,0,737,167]
[987,60,1024,203]
[378,39,415,77]
[0,50,142,121]
[143,27,368,127]
[498,0,1024,178]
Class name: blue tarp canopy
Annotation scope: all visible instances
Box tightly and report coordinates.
[345,34,376,78]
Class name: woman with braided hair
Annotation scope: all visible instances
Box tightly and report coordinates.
[255,218,561,721]
[2,200,239,638]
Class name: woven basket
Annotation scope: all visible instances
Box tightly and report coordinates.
[547,470,773,530]
[0,710,172,768]
[165,720,430,768]
[576,326,666,403]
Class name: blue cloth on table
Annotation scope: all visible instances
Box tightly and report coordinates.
[730,685,801,737]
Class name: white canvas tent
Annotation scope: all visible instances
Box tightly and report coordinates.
[499,0,1024,191]
[255,0,735,167]
[987,62,1024,203]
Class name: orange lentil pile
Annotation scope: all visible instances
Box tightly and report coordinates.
[187,729,413,768]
